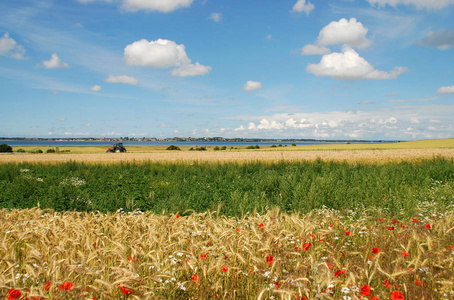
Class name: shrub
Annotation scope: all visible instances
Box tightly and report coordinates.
[166,145,180,151]
[271,144,277,148]
[16,148,26,153]
[221,146,227,150]
[292,143,296,146]
[246,145,255,149]
[195,146,206,151]
[33,149,43,154]
[46,148,56,153]
[214,146,220,151]
[0,144,13,153]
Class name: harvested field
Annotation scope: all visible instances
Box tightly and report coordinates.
[1,148,454,164]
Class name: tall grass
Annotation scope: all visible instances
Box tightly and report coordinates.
[1,158,453,217]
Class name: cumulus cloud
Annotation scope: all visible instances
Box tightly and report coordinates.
[368,0,454,10]
[104,74,139,85]
[316,18,372,50]
[209,13,222,22]
[306,46,408,80]
[301,44,331,55]
[292,0,315,15]
[170,62,212,77]
[42,53,69,69]
[124,38,210,76]
[243,80,263,92]
[416,29,454,50]
[0,33,26,59]
[437,85,454,94]
[121,0,194,12]
[90,85,102,92]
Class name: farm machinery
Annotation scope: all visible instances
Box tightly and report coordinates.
[106,142,127,153]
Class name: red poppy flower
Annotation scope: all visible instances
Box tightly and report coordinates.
[372,247,380,254]
[334,269,345,278]
[259,223,264,228]
[370,296,380,300]
[379,218,384,222]
[59,282,74,291]
[415,279,421,286]
[301,297,308,300]
[274,281,280,289]
[388,226,395,230]
[390,290,404,300]
[266,255,274,265]
[360,284,371,296]
[425,223,431,229]
[412,218,418,223]
[44,282,51,291]
[392,219,398,224]
[236,228,240,232]
[176,214,180,218]
[345,231,351,235]
[402,251,409,258]
[221,266,228,272]
[128,255,137,262]
[200,253,207,259]
[326,262,333,269]
[311,233,315,239]
[192,274,198,283]
[207,241,211,246]
[118,285,132,295]
[6,289,21,300]
[303,242,311,251]
[383,280,392,288]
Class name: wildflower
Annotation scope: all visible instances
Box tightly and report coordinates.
[392,219,398,224]
[372,247,380,254]
[326,262,333,269]
[207,241,211,246]
[334,269,345,278]
[360,284,371,296]
[266,255,274,265]
[6,289,21,300]
[59,282,74,291]
[295,246,299,250]
[415,279,421,286]
[311,233,315,239]
[192,274,198,283]
[402,251,409,258]
[391,291,404,300]
[259,223,264,228]
[412,218,418,223]
[370,296,380,300]
[383,280,392,288]
[388,226,395,230]
[379,218,384,222]
[119,285,132,295]
[44,282,51,291]
[200,253,207,259]
[302,242,311,251]
[345,231,351,236]
[425,223,431,229]
[221,266,228,272]
[128,255,137,262]
[236,228,240,232]
[274,281,280,289]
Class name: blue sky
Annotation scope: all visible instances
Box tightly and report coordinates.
[1,0,453,140]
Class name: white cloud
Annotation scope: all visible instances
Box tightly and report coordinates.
[368,0,454,10]
[306,46,408,80]
[301,44,331,55]
[124,38,211,76]
[316,18,372,50]
[209,12,222,22]
[243,80,263,92]
[58,118,67,121]
[170,62,212,77]
[104,74,139,85]
[416,29,454,50]
[42,53,69,69]
[292,0,315,15]
[121,0,194,12]
[266,34,273,40]
[0,33,26,59]
[437,85,454,94]
[90,85,102,92]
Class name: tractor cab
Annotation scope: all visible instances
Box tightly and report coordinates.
[107,142,127,153]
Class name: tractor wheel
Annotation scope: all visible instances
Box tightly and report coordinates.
[107,149,113,153]
[115,149,121,153]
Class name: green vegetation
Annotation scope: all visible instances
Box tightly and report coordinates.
[166,145,181,151]
[1,158,453,217]
[0,144,13,153]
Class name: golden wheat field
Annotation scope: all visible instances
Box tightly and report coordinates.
[1,206,454,300]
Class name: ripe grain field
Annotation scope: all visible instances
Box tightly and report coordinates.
[1,139,454,299]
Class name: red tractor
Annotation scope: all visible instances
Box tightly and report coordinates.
[106,142,127,153]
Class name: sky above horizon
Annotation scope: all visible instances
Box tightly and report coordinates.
[1,0,453,140]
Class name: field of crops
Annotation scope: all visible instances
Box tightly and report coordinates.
[1,141,454,299]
